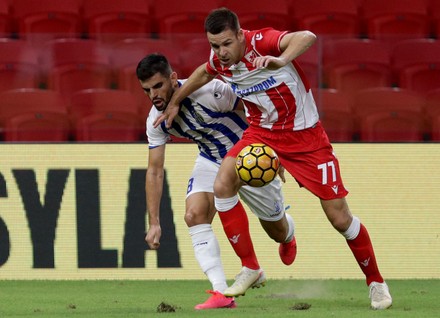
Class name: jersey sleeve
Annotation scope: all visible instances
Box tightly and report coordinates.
[146,109,169,148]
[255,28,288,56]
[190,79,239,112]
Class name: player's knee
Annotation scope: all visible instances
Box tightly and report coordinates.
[184,209,207,227]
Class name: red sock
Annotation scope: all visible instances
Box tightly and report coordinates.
[217,200,260,270]
[346,224,384,285]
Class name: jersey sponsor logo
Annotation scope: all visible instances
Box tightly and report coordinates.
[229,234,240,244]
[214,91,223,99]
[231,76,277,97]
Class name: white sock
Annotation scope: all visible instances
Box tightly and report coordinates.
[189,224,228,292]
[214,195,239,212]
[342,216,360,240]
[285,213,295,243]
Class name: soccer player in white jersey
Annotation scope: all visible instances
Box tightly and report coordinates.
[154,8,392,310]
[137,53,296,309]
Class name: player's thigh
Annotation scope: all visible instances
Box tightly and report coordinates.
[238,177,285,221]
[214,156,242,197]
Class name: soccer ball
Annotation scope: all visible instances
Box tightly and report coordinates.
[235,143,280,187]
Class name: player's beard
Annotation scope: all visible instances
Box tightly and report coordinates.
[153,98,167,112]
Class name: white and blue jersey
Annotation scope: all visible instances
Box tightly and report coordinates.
[147,79,248,164]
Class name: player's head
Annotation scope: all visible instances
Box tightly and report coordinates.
[136,53,178,112]
[205,8,245,67]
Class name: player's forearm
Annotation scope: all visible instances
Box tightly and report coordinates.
[280,31,316,64]
[145,168,164,226]
[171,64,214,105]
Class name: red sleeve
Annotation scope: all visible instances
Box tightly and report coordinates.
[253,28,288,56]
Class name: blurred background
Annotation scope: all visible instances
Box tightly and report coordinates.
[0,0,439,143]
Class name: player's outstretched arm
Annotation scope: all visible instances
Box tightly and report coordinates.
[153,63,216,128]
[253,30,317,70]
[145,145,166,249]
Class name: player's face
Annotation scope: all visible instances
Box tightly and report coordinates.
[207,28,245,67]
[139,72,177,112]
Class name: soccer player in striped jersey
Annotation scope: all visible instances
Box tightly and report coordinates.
[154,8,392,311]
[137,53,296,310]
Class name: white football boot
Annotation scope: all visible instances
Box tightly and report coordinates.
[369,281,393,310]
[223,267,266,297]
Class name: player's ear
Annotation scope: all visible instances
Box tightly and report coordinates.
[170,71,178,83]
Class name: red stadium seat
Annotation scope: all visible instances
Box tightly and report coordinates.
[69,88,144,142]
[153,0,220,41]
[323,38,393,91]
[74,112,141,142]
[0,0,11,37]
[68,88,141,123]
[391,39,440,94]
[0,39,41,92]
[222,0,291,31]
[4,111,70,142]
[423,89,440,140]
[429,0,440,38]
[179,38,211,78]
[353,87,425,142]
[296,40,321,89]
[314,88,355,142]
[360,0,430,42]
[11,0,82,45]
[0,88,68,139]
[290,0,361,38]
[82,0,153,43]
[41,39,112,98]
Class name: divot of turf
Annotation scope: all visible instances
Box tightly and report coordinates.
[290,302,312,310]
[156,302,178,313]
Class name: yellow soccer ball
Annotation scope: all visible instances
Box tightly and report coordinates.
[235,143,280,187]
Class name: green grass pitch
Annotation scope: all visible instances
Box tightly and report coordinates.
[0,279,439,317]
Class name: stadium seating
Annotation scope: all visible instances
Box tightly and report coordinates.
[69,88,143,141]
[41,38,112,98]
[0,0,11,37]
[153,0,220,41]
[429,0,440,38]
[74,112,142,142]
[295,40,321,89]
[0,39,41,92]
[11,0,82,45]
[322,38,393,91]
[0,88,69,140]
[391,38,440,94]
[353,87,426,142]
[314,88,355,142]
[222,0,291,31]
[3,111,70,141]
[82,0,153,43]
[179,38,211,78]
[423,89,440,140]
[290,0,361,38]
[360,0,430,42]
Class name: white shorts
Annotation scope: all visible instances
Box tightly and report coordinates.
[187,155,285,221]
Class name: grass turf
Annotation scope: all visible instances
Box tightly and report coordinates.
[0,279,438,317]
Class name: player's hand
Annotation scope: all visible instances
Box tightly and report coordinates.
[145,224,162,249]
[278,165,286,183]
[153,101,180,128]
[253,56,287,70]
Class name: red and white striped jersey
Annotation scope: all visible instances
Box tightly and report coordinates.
[206,28,320,131]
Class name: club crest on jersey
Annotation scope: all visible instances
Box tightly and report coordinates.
[214,91,223,99]
[245,50,258,63]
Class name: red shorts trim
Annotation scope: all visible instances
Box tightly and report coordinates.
[227,122,349,200]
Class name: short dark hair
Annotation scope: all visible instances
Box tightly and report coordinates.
[136,53,172,81]
[204,7,240,34]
